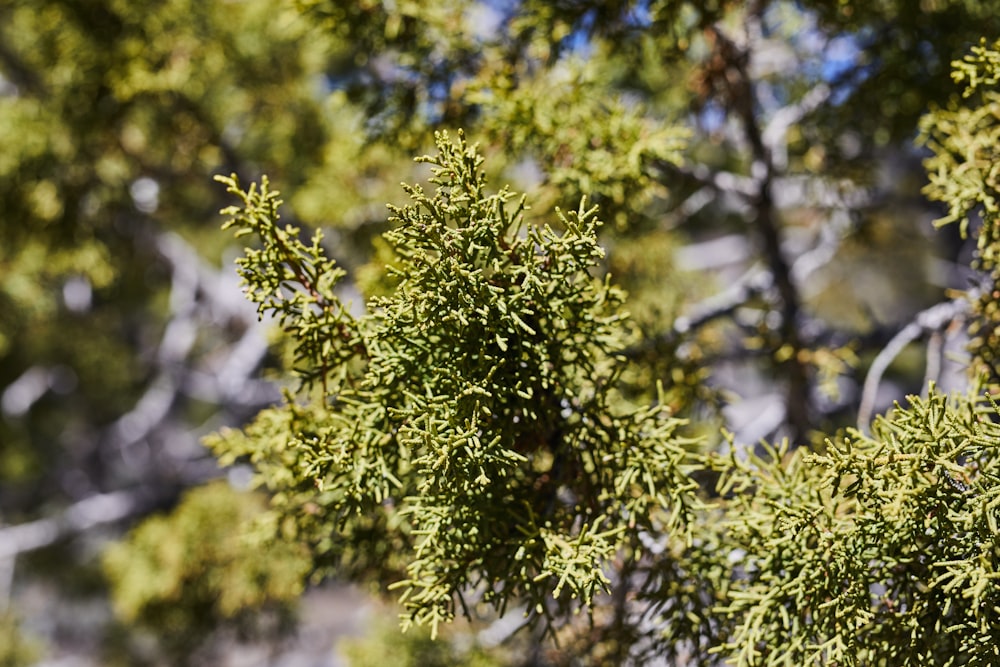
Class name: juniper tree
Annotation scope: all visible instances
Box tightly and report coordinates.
[922,37,1000,388]
[102,482,311,662]
[209,131,699,637]
[0,0,333,535]
[7,0,1000,664]
[663,37,1000,666]
[704,389,1000,666]
[0,0,340,659]
[208,34,1000,667]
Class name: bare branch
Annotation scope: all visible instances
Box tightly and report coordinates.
[857,295,972,433]
[674,266,772,335]
[108,232,277,456]
[762,83,831,172]
[707,22,812,443]
[623,266,772,361]
[0,490,155,559]
[657,160,760,200]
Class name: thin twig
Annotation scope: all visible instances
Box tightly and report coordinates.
[857,295,972,433]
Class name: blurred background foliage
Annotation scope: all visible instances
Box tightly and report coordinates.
[101,481,310,664]
[338,614,510,667]
[1,0,999,664]
[0,0,330,497]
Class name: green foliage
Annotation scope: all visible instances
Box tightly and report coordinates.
[339,615,508,667]
[207,401,417,585]
[472,57,689,231]
[0,0,332,492]
[206,28,1000,666]
[712,388,1000,666]
[13,0,1000,663]
[102,482,311,657]
[214,47,1000,656]
[922,38,1000,385]
[212,131,700,636]
[951,38,1000,96]
[0,612,41,667]
[217,175,358,394]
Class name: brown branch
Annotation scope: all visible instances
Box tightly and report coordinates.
[706,23,813,445]
[623,266,773,360]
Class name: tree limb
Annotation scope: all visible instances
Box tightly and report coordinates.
[707,22,812,444]
[623,265,773,360]
[0,489,163,559]
[857,295,972,433]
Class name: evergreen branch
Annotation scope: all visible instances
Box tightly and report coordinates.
[216,174,361,394]
[215,132,700,635]
[718,389,1000,665]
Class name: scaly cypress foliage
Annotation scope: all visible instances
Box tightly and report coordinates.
[211,41,1000,658]
[922,38,1000,387]
[210,131,699,636]
[712,389,1000,666]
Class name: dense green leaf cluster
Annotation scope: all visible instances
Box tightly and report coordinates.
[217,175,359,394]
[215,57,1000,657]
[13,0,1000,663]
[713,389,1000,665]
[471,59,689,231]
[212,131,699,636]
[922,38,1000,385]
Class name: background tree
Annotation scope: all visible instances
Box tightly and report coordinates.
[3,0,1000,664]
[0,0,339,661]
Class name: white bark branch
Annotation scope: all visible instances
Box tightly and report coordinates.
[857,295,973,433]
[0,490,144,559]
